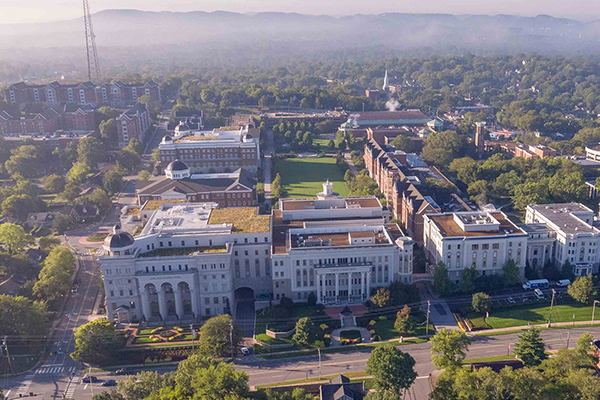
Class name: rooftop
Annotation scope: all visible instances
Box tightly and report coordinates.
[208,207,270,233]
[142,199,188,211]
[527,203,597,235]
[280,196,381,212]
[139,246,228,258]
[427,212,525,238]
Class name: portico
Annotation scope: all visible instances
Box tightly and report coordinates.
[137,272,199,323]
[315,263,372,305]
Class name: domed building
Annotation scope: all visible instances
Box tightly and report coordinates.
[164,160,191,180]
[161,135,173,145]
[103,224,135,256]
[173,120,191,137]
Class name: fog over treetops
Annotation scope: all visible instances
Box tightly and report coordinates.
[2,10,600,82]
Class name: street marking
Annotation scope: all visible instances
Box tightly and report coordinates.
[15,375,35,396]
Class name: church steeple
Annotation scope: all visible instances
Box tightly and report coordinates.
[382,69,390,91]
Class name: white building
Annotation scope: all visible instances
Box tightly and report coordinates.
[100,203,272,324]
[525,203,600,276]
[159,125,260,174]
[271,187,414,305]
[423,211,528,284]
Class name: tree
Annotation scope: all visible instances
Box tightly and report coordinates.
[461,264,477,293]
[370,287,391,308]
[502,259,520,287]
[151,148,161,163]
[433,261,456,296]
[0,295,47,338]
[327,140,336,150]
[71,318,124,365]
[117,371,173,400]
[0,223,27,254]
[38,236,61,252]
[103,170,124,194]
[33,246,75,301]
[366,344,417,394]
[86,188,112,210]
[44,174,66,194]
[394,305,415,334]
[271,173,286,198]
[61,183,80,202]
[99,118,118,144]
[186,361,249,400]
[118,149,141,172]
[344,169,354,183]
[77,136,105,168]
[421,130,465,168]
[390,134,419,153]
[173,353,213,397]
[138,170,151,181]
[568,275,597,304]
[292,317,320,347]
[198,314,242,357]
[561,260,575,281]
[471,292,492,313]
[575,332,594,363]
[430,328,471,369]
[53,213,74,234]
[92,392,125,400]
[66,162,90,185]
[1,194,36,220]
[514,327,546,366]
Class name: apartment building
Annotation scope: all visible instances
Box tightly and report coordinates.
[117,102,151,147]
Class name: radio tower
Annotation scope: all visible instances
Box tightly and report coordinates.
[83,0,101,82]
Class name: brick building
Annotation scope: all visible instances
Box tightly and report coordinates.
[159,126,260,174]
[117,103,151,148]
[364,139,442,242]
[136,162,257,208]
[0,109,62,135]
[4,80,161,109]
[63,104,98,131]
[514,144,556,159]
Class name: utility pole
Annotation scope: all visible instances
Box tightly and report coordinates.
[2,335,14,376]
[318,347,322,379]
[548,289,556,327]
[230,320,234,360]
[592,300,600,326]
[426,301,431,337]
[89,365,94,397]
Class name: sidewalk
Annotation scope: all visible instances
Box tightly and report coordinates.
[416,282,458,330]
[468,319,600,336]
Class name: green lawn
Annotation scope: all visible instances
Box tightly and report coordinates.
[313,138,333,151]
[132,336,155,344]
[374,318,435,340]
[273,157,348,198]
[255,333,294,345]
[466,302,596,329]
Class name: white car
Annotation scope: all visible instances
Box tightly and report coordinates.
[507,297,516,304]
[556,279,571,287]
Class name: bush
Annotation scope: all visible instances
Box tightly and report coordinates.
[370,329,376,335]
[369,320,377,326]
[372,335,381,342]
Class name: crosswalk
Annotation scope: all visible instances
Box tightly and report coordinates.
[15,374,35,397]
[64,378,80,399]
[35,365,77,374]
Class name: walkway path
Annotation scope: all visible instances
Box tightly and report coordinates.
[263,129,275,206]
[416,281,458,330]
[344,151,360,176]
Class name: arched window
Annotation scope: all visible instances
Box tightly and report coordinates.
[245,259,250,277]
[303,269,308,287]
[235,260,240,278]
[255,259,260,277]
[384,265,389,282]
[296,269,301,287]
[265,258,271,276]
[309,268,314,287]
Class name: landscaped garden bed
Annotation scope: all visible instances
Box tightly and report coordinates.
[340,329,362,345]
[128,326,199,345]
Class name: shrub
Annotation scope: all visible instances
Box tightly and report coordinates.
[314,340,325,348]
[379,316,387,320]
[369,320,377,326]
[372,335,381,341]
[370,329,376,335]
[320,324,329,330]
[366,324,374,330]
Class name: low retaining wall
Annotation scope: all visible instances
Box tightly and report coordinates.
[265,326,295,339]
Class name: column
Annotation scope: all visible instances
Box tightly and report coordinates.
[361,272,366,301]
[157,288,168,321]
[366,271,371,299]
[347,272,352,302]
[316,273,322,303]
[335,273,339,303]
[190,288,200,321]
[141,286,152,321]
[174,288,184,320]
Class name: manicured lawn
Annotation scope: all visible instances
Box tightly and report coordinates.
[313,138,333,151]
[255,333,294,345]
[86,232,109,242]
[374,317,435,340]
[138,329,155,335]
[273,157,348,198]
[132,336,155,344]
[340,330,362,340]
[466,302,596,329]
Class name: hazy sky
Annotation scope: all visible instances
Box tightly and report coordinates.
[2,0,600,24]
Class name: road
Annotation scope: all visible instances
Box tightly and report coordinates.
[1,100,172,400]
[4,326,598,399]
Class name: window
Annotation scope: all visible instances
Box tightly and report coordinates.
[482,244,489,250]
[472,244,479,250]
[205,298,210,305]
[492,243,499,249]
[214,297,219,304]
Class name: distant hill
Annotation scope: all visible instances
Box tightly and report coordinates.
[0,9,599,53]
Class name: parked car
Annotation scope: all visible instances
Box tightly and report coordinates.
[241,347,250,356]
[556,279,571,287]
[507,297,516,304]
[82,375,98,383]
[101,380,117,387]
[534,289,545,300]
